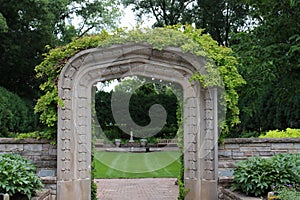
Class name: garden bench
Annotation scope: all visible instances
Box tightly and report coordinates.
[95,139,104,148]
[157,138,178,147]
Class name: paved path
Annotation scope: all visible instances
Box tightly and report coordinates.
[95,178,179,200]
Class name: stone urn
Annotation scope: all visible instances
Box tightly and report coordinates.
[140,139,147,147]
[115,139,121,147]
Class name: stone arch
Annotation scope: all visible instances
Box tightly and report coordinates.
[57,43,219,200]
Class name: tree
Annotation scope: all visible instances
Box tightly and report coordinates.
[122,0,250,46]
[231,0,300,134]
[122,0,194,27]
[0,0,121,100]
[95,77,179,139]
[0,12,8,32]
[189,0,250,46]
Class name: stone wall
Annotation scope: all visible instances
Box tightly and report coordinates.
[220,188,260,200]
[218,138,300,178]
[1,137,300,199]
[218,138,300,199]
[0,138,57,196]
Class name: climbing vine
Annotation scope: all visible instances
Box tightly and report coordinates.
[34,25,245,140]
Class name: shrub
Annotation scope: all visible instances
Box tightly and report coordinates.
[232,154,300,197]
[0,153,43,199]
[278,186,300,200]
[0,87,35,137]
[259,128,300,138]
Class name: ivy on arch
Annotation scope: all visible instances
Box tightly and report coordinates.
[34,25,245,140]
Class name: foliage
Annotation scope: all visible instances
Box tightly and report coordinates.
[91,153,97,200]
[60,0,122,38]
[122,0,193,27]
[0,12,7,32]
[231,0,300,135]
[34,32,111,139]
[122,0,250,46]
[176,86,185,199]
[96,77,179,140]
[0,87,36,137]
[177,154,189,200]
[17,130,55,142]
[227,131,260,138]
[0,154,43,199]
[232,154,300,197]
[0,0,121,100]
[35,26,244,139]
[259,128,300,138]
[278,186,300,200]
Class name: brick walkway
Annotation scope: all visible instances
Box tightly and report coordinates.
[95,178,179,200]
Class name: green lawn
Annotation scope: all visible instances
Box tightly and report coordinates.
[93,151,181,178]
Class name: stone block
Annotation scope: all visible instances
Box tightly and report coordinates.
[64,67,76,78]
[204,151,214,160]
[204,140,214,150]
[62,119,71,130]
[0,145,7,152]
[39,169,55,177]
[62,78,72,89]
[61,89,71,100]
[24,144,43,152]
[205,119,213,129]
[219,150,232,158]
[203,170,214,180]
[240,146,271,151]
[4,144,23,152]
[294,143,300,150]
[271,143,294,150]
[218,161,236,168]
[219,144,225,150]
[259,151,274,156]
[62,99,71,109]
[286,150,299,154]
[224,144,239,149]
[243,151,254,156]
[49,147,57,156]
[232,151,244,157]
[71,57,83,69]
[40,155,57,161]
[201,180,218,200]
[42,144,52,152]
[244,143,268,147]
[219,169,234,177]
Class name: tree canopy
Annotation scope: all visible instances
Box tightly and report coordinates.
[1,0,299,138]
[122,0,250,46]
[95,77,179,140]
[0,0,121,100]
[230,0,300,135]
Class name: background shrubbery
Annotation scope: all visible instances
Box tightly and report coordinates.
[232,154,300,197]
[259,128,300,138]
[227,128,300,139]
[0,87,37,137]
